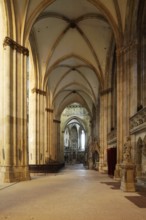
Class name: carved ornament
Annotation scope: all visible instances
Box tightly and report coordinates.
[31,88,46,96]
[53,119,60,123]
[130,107,146,131]
[3,37,29,56]
[116,40,138,56]
[100,88,112,96]
[45,108,53,113]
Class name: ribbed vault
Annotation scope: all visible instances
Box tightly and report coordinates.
[12,0,127,118]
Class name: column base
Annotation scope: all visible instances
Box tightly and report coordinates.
[120,163,136,192]
[88,159,93,169]
[99,162,108,174]
[120,182,136,192]
[0,165,31,183]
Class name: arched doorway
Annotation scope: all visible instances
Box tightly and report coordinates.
[61,103,90,165]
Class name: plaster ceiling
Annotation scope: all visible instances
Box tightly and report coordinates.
[13,0,127,117]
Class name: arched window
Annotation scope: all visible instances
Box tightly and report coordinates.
[81,130,85,150]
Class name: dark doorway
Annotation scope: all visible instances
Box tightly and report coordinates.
[107,147,117,176]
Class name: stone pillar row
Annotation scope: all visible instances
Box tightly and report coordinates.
[0,37,62,182]
[29,89,60,165]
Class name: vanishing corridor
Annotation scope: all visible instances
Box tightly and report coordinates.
[0,164,146,220]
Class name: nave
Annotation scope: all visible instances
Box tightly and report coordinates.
[0,164,146,220]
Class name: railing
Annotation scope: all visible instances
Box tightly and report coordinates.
[130,107,146,130]
[29,162,65,174]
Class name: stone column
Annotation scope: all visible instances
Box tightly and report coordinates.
[114,41,138,179]
[39,93,45,164]
[53,119,61,161]
[45,108,53,162]
[114,50,124,179]
[0,43,12,182]
[60,130,65,162]
[0,37,30,182]
[29,90,37,164]
[99,89,111,173]
[30,88,46,165]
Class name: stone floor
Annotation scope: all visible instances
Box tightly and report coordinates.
[0,164,146,220]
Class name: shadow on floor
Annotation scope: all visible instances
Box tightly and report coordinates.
[100,181,120,190]
[125,195,146,208]
[101,181,146,208]
[125,185,146,208]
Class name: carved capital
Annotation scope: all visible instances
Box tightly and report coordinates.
[31,88,46,96]
[3,37,29,56]
[53,119,60,123]
[45,108,53,113]
[116,40,138,56]
[100,88,112,96]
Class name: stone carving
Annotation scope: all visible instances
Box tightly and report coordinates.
[100,88,112,96]
[31,88,46,96]
[123,136,132,163]
[130,107,146,130]
[3,36,29,56]
[45,108,53,113]
[116,40,138,56]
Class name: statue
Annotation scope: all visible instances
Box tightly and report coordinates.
[123,136,132,163]
[121,136,136,192]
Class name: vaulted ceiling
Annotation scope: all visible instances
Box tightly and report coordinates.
[13,0,127,117]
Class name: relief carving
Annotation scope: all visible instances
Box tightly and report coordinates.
[130,106,146,130]
[123,136,132,163]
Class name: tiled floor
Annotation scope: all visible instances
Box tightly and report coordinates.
[0,164,146,220]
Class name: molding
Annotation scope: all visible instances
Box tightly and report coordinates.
[107,129,117,144]
[107,137,117,145]
[116,40,138,56]
[31,88,46,96]
[53,119,61,123]
[130,122,146,135]
[130,107,146,134]
[45,108,53,113]
[100,88,112,96]
[3,37,29,56]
